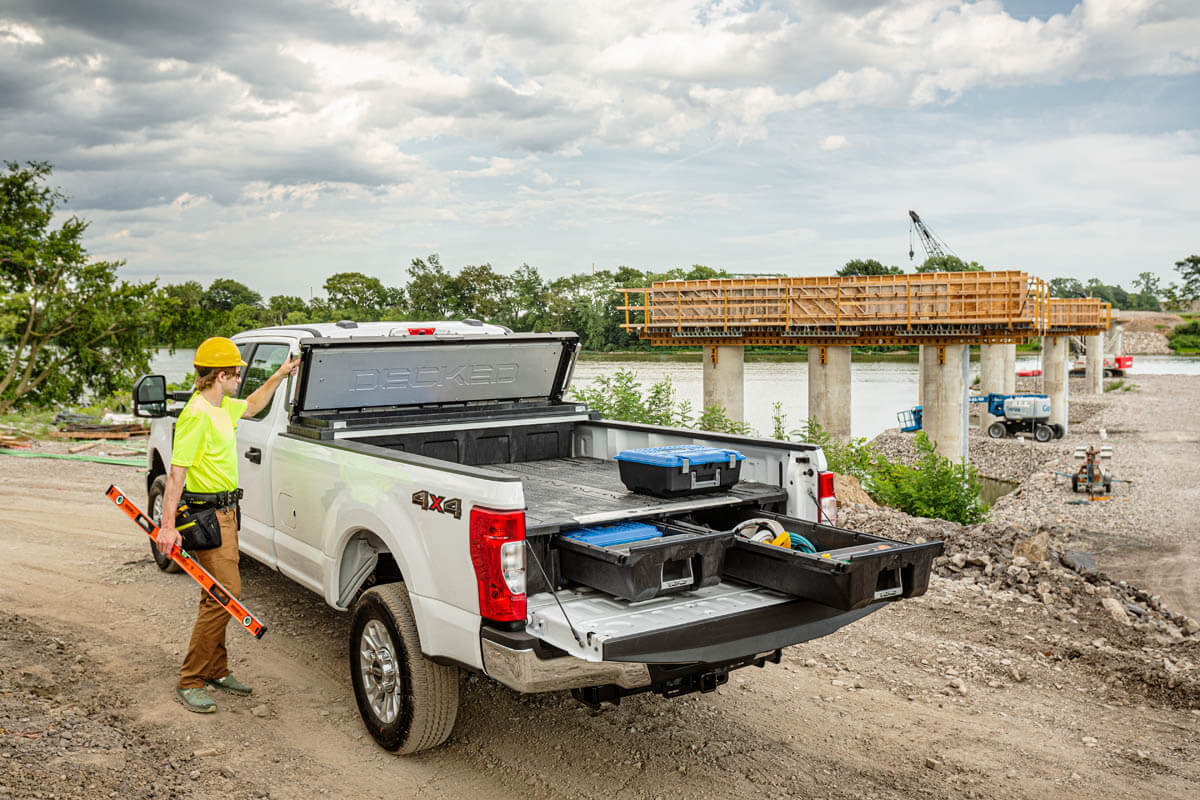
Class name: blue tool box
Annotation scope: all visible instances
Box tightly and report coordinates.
[560,522,663,548]
[615,445,745,497]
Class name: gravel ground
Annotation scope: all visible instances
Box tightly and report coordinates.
[1,385,1199,799]
[857,371,1200,642]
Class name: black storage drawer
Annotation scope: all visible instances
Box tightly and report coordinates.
[617,458,742,497]
[721,512,943,611]
[555,524,732,602]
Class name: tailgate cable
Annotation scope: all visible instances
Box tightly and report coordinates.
[525,545,585,648]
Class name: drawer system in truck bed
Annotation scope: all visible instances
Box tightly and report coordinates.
[720,512,943,611]
[548,511,941,611]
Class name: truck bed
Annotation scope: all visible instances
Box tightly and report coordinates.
[490,456,787,536]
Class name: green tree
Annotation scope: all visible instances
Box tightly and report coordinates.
[1048,277,1085,298]
[915,255,983,273]
[407,254,452,318]
[1131,271,1161,311]
[154,280,210,347]
[510,263,548,331]
[203,278,261,311]
[837,258,903,277]
[266,294,309,325]
[323,271,390,319]
[0,161,158,412]
[449,263,514,324]
[1175,255,1200,301]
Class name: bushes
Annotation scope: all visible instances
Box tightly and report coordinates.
[871,433,989,524]
[570,368,750,435]
[1168,320,1200,352]
[788,420,987,524]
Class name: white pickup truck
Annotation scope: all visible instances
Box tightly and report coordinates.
[134,321,940,753]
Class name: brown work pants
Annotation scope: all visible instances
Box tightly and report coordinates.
[178,508,241,689]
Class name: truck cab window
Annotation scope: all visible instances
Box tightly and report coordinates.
[240,343,291,421]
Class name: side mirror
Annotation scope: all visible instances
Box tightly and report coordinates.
[133,374,168,418]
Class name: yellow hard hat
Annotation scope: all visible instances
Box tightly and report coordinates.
[194,337,247,368]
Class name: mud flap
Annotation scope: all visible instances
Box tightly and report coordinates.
[337,535,380,609]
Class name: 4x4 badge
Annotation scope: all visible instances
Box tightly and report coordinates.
[412,490,462,519]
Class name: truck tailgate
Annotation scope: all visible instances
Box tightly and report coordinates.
[525,583,881,663]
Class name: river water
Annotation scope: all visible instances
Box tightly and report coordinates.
[149,349,1200,441]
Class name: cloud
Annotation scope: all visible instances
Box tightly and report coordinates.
[0,0,1196,293]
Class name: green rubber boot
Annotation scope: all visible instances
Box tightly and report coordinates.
[205,674,253,697]
[175,687,217,713]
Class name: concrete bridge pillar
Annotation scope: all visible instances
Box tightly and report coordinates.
[1084,332,1105,394]
[807,345,851,438]
[917,347,924,406]
[1003,343,1016,395]
[702,345,744,421]
[1042,336,1069,435]
[979,344,1007,432]
[919,344,967,462]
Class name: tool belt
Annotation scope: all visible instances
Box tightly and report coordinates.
[176,489,242,551]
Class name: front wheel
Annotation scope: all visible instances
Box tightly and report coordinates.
[1034,424,1053,443]
[147,475,181,573]
[350,583,459,753]
[987,422,1007,439]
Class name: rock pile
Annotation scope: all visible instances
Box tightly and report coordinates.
[839,504,1200,644]
[1122,331,1172,354]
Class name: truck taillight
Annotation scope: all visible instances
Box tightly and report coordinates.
[469,507,526,622]
[817,470,837,527]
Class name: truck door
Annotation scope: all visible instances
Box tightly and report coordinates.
[235,341,293,568]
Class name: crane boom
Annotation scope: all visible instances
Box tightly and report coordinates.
[908,209,946,260]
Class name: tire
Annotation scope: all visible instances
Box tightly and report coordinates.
[147,475,182,573]
[350,583,459,753]
[1052,424,1065,439]
[987,422,1007,439]
[1034,424,1053,443]
[1071,475,1079,493]
[1104,481,1112,495]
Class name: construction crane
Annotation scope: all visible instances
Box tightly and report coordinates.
[908,209,953,262]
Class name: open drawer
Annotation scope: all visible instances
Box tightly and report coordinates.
[721,511,943,611]
[555,522,732,603]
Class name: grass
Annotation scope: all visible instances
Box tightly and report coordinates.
[1104,379,1136,392]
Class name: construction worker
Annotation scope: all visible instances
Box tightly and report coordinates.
[155,336,298,713]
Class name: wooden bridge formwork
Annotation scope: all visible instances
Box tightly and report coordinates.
[618,271,1110,347]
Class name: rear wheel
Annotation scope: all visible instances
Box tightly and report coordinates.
[1071,475,1079,493]
[1104,480,1112,494]
[350,582,459,753]
[1034,424,1053,443]
[987,422,1007,439]
[147,475,181,573]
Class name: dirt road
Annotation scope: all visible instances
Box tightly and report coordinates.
[2,380,1199,799]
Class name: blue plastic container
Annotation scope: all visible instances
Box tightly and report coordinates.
[560,522,663,548]
[615,445,745,497]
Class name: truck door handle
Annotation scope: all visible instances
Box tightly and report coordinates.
[244,447,262,464]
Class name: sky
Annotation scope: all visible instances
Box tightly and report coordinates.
[2,0,1198,300]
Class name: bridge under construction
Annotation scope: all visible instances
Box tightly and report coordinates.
[617,271,1115,460]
